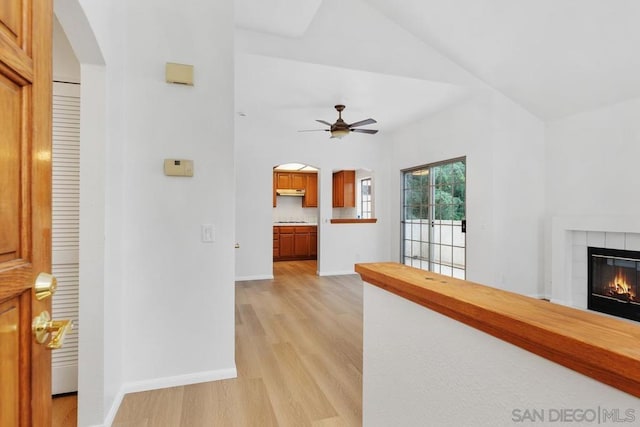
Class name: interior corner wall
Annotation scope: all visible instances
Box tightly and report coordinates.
[388,91,546,296]
[118,0,236,388]
[55,0,114,425]
[65,0,236,424]
[543,97,640,295]
[53,16,80,83]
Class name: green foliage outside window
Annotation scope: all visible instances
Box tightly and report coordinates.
[404,160,465,221]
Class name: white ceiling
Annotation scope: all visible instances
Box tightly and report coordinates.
[365,0,640,120]
[235,0,322,38]
[236,54,469,135]
[235,0,640,123]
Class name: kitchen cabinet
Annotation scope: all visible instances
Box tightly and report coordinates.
[294,233,310,257]
[332,170,355,208]
[302,173,318,208]
[273,227,279,257]
[275,172,306,190]
[273,225,317,261]
[310,230,317,257]
[279,232,294,257]
[273,173,277,207]
[274,171,318,208]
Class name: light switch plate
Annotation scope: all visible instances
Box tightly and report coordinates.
[164,159,194,177]
[201,224,214,242]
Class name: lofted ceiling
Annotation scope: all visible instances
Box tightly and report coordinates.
[235,0,322,38]
[235,54,469,135]
[235,0,640,126]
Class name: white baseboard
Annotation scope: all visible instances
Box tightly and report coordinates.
[102,388,126,427]
[235,274,273,282]
[318,270,357,276]
[52,364,78,395]
[102,367,237,426]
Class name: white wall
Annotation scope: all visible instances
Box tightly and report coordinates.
[235,116,392,279]
[546,98,640,217]
[57,0,236,425]
[388,92,546,296]
[54,1,112,425]
[119,0,235,385]
[233,0,484,282]
[273,195,318,223]
[53,16,80,83]
[364,282,640,426]
[544,97,640,296]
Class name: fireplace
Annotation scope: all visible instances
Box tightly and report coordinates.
[588,247,640,322]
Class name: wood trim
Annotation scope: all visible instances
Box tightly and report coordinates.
[31,0,53,425]
[330,218,377,224]
[355,262,640,398]
[0,30,34,83]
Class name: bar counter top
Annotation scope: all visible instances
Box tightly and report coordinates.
[355,262,640,398]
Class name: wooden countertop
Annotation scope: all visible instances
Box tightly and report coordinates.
[355,262,640,398]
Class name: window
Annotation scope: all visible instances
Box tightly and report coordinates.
[402,157,466,279]
[360,177,372,219]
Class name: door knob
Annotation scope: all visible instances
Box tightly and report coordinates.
[34,272,57,300]
[32,311,73,349]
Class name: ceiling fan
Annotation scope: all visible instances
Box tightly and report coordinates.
[300,105,378,139]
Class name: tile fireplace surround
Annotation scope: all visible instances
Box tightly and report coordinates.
[551,215,640,311]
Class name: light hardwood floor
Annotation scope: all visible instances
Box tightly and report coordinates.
[111,260,363,426]
[53,394,77,427]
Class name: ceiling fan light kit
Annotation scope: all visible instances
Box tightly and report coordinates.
[300,104,378,139]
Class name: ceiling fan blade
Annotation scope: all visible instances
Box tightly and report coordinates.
[316,119,333,126]
[351,128,378,134]
[298,129,329,132]
[349,118,377,128]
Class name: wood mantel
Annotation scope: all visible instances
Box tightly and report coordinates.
[355,262,640,398]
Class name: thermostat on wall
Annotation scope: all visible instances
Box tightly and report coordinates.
[164,159,194,177]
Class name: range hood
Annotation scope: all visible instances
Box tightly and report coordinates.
[276,188,305,197]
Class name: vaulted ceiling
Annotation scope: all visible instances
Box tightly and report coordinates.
[235,0,640,130]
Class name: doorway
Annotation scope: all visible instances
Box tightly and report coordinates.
[401,157,466,278]
[273,163,319,273]
[51,80,81,395]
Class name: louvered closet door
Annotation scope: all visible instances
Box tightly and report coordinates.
[51,81,80,394]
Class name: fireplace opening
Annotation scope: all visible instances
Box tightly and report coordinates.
[588,247,640,322]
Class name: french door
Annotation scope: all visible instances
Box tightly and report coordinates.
[402,158,466,279]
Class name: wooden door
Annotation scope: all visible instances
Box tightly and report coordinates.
[294,232,310,257]
[302,173,317,208]
[310,231,317,257]
[276,172,291,189]
[279,232,294,257]
[291,173,305,189]
[332,171,344,207]
[0,0,54,425]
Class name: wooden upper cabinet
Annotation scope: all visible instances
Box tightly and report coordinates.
[276,172,291,189]
[333,170,355,208]
[275,172,306,190]
[302,173,318,208]
[274,171,318,208]
[291,173,305,189]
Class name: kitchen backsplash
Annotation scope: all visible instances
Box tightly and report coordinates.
[273,195,318,223]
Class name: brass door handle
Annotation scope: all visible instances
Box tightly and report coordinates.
[32,311,73,349]
[34,272,57,300]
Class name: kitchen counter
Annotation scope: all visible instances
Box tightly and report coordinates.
[273,224,317,261]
